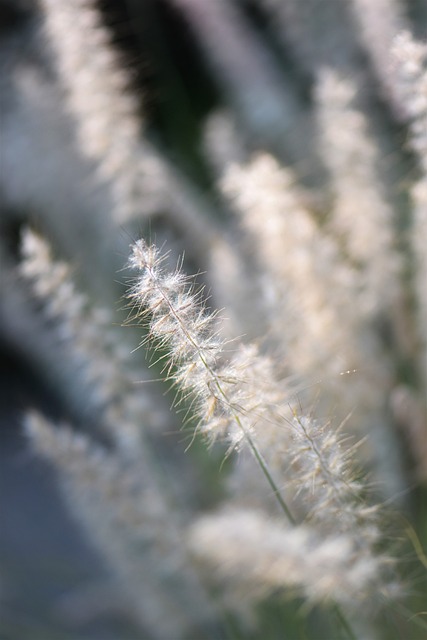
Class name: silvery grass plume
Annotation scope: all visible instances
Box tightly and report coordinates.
[315,69,401,313]
[25,412,218,640]
[188,507,395,613]
[127,238,399,633]
[391,32,427,397]
[19,228,169,453]
[350,0,408,115]
[391,31,427,171]
[40,0,221,265]
[390,31,427,478]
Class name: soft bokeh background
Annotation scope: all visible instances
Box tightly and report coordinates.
[1,1,427,638]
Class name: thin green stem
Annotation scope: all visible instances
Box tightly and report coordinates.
[242,427,296,525]
[333,603,357,640]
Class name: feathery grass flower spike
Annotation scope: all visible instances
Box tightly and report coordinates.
[127,239,298,522]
